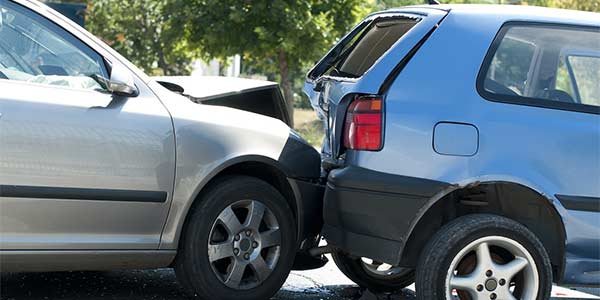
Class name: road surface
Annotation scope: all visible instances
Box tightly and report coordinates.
[1,257,598,300]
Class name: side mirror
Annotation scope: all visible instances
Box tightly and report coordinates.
[108,64,138,96]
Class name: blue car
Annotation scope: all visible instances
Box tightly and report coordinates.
[305,4,599,299]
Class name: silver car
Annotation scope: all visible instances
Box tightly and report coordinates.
[0,1,324,299]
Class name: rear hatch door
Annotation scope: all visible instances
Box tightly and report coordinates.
[304,7,448,164]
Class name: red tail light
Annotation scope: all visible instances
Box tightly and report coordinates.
[343,95,384,151]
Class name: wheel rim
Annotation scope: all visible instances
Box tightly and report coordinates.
[445,236,539,300]
[360,258,409,278]
[208,200,281,290]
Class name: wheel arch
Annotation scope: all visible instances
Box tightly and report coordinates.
[400,180,566,281]
[174,155,304,252]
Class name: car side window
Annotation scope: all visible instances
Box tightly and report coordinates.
[485,37,536,97]
[0,2,109,91]
[566,55,600,106]
[479,23,600,114]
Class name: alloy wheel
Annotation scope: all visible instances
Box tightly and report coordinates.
[208,200,281,290]
[445,236,539,300]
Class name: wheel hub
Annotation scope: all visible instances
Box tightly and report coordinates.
[239,239,251,252]
[485,278,497,291]
[233,230,260,260]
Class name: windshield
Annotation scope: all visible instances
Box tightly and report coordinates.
[0,2,108,90]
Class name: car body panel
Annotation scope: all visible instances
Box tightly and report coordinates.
[0,73,176,250]
[146,81,291,250]
[309,5,600,285]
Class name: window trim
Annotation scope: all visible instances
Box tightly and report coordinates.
[476,21,600,115]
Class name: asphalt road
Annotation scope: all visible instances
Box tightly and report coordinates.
[1,259,598,300]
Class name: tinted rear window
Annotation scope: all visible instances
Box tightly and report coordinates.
[329,18,419,78]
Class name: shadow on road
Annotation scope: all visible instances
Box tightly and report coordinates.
[0,269,415,300]
[3,270,595,300]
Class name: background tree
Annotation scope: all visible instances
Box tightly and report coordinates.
[86,0,193,75]
[170,0,372,120]
[549,0,599,11]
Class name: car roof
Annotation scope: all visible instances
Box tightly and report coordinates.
[385,4,600,27]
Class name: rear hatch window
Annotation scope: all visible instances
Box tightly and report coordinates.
[309,16,420,80]
[333,18,419,78]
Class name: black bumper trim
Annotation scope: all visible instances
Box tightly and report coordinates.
[322,166,451,265]
[290,178,325,246]
[328,166,450,198]
[278,132,322,180]
[323,224,403,264]
[0,185,167,203]
[556,194,600,212]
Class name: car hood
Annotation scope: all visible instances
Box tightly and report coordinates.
[153,76,292,126]
[154,76,276,100]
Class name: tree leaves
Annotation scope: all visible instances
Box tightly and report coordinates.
[87,0,194,75]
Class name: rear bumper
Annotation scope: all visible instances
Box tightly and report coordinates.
[322,166,451,265]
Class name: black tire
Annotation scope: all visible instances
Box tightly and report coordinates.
[332,250,414,293]
[174,176,296,300]
[416,214,552,300]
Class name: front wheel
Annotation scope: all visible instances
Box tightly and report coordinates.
[175,176,296,300]
[416,214,552,300]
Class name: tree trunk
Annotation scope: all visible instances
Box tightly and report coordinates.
[157,47,169,76]
[278,49,295,127]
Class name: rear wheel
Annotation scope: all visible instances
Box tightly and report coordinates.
[332,251,414,293]
[416,214,552,300]
[175,176,296,300]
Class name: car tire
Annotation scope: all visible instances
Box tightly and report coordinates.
[174,176,296,300]
[416,214,552,300]
[332,251,414,293]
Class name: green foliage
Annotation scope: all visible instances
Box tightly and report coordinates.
[549,0,599,11]
[168,0,372,112]
[86,0,194,75]
[172,1,365,67]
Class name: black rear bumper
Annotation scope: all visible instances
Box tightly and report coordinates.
[322,166,451,265]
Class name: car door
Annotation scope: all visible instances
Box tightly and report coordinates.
[0,0,175,250]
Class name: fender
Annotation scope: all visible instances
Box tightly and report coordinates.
[160,135,323,251]
[401,176,568,279]
[159,155,288,250]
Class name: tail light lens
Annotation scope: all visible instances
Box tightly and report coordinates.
[343,95,384,151]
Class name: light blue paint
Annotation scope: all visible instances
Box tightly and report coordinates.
[433,122,479,156]
[305,4,600,286]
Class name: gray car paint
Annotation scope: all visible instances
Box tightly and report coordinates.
[0,0,313,272]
